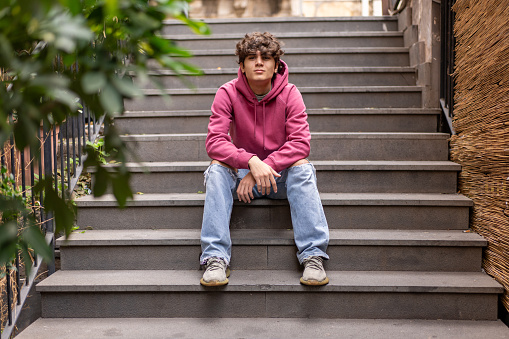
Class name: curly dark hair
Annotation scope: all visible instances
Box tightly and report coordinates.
[235,32,285,66]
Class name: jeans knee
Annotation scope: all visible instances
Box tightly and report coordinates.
[289,159,309,168]
[210,160,237,172]
[204,163,237,189]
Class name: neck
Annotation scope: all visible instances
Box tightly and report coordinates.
[248,80,271,96]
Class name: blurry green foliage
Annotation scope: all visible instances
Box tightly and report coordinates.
[0,0,209,269]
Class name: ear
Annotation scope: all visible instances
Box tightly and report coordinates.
[274,61,279,73]
[240,62,245,73]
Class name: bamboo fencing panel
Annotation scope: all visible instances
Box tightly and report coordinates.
[450,0,509,311]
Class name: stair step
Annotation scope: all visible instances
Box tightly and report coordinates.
[150,47,410,70]
[134,67,417,89]
[37,270,502,320]
[125,86,422,111]
[162,17,399,35]
[103,160,460,194]
[168,32,404,49]
[75,193,472,231]
[58,229,485,272]
[116,108,439,134]
[120,132,449,162]
[16,318,509,339]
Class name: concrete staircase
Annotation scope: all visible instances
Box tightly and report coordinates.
[19,17,508,338]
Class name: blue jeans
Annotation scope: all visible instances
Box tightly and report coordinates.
[200,162,329,265]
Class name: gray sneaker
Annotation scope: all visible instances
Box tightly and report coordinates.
[200,257,230,286]
[300,256,329,286]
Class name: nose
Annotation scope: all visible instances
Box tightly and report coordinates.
[255,55,263,65]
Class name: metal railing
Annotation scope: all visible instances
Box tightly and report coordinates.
[0,88,104,338]
[440,0,456,134]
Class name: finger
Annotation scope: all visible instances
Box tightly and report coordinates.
[256,178,262,193]
[241,185,251,203]
[237,187,245,203]
[271,168,282,177]
[269,174,278,193]
[243,186,251,203]
[263,177,271,195]
[259,178,266,195]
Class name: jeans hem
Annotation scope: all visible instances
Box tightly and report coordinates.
[297,251,329,265]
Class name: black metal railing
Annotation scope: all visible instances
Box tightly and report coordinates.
[440,0,456,134]
[0,76,104,338]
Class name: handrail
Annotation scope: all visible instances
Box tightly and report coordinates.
[440,0,456,134]
[388,0,409,15]
[0,71,105,337]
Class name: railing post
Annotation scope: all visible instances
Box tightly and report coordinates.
[43,121,56,275]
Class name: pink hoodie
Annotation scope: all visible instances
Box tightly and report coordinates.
[206,60,310,173]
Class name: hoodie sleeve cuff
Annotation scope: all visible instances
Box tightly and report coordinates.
[237,152,256,169]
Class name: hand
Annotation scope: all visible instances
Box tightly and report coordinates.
[247,156,281,196]
[237,172,256,203]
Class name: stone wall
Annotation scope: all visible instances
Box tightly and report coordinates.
[397,0,441,108]
[189,0,383,18]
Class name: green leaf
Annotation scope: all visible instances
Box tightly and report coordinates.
[82,72,107,94]
[110,75,142,98]
[99,84,123,113]
[59,0,82,16]
[175,15,211,35]
[112,171,132,208]
[105,0,119,17]
[93,165,109,197]
[13,117,38,151]
[43,185,76,237]
[0,222,19,265]
[49,88,80,111]
[21,225,53,263]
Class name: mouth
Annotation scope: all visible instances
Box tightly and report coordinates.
[254,69,264,73]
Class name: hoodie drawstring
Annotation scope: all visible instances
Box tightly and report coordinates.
[254,102,257,139]
[253,101,267,151]
[262,102,266,150]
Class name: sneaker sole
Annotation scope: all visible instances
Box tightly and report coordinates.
[300,276,330,286]
[200,268,231,287]
[200,277,229,286]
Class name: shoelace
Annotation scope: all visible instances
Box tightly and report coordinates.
[304,257,323,271]
[206,258,225,272]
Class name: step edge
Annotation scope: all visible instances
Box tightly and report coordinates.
[120,108,440,117]
[36,270,503,294]
[162,17,399,25]
[97,160,461,172]
[57,229,486,247]
[75,193,473,207]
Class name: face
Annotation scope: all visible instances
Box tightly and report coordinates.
[240,51,278,87]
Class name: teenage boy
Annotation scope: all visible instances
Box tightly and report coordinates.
[200,32,329,286]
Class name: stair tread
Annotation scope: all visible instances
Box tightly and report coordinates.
[15,318,509,339]
[141,86,422,95]
[103,160,461,172]
[121,108,441,116]
[75,192,473,207]
[145,66,416,75]
[190,47,409,55]
[164,16,398,24]
[167,31,404,39]
[36,270,502,293]
[57,229,486,247]
[120,132,450,141]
